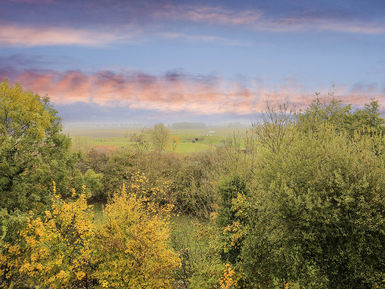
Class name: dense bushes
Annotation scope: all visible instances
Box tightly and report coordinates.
[241,127,385,288]
[3,190,94,288]
[2,81,385,288]
[170,216,224,289]
[80,150,219,218]
[1,184,180,288]
[216,100,385,288]
[217,176,248,266]
[92,185,180,288]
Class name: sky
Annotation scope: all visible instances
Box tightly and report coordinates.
[1,0,385,125]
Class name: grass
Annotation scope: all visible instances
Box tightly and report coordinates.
[170,214,223,289]
[67,127,247,154]
[174,142,213,153]
[91,202,104,226]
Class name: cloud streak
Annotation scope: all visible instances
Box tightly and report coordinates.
[1,3,384,48]
[159,5,385,35]
[0,24,129,47]
[257,17,385,34]
[1,68,383,115]
[158,32,252,46]
[1,2,383,49]
[156,5,262,26]
[0,22,249,47]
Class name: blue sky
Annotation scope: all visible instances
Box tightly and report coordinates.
[1,0,384,124]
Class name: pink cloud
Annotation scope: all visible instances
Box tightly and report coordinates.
[1,69,384,115]
[0,23,249,47]
[0,24,127,47]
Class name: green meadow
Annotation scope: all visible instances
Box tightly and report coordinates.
[67,127,247,153]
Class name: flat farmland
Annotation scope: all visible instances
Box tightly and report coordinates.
[65,126,248,153]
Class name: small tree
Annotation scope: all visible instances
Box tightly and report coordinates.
[0,79,99,213]
[92,184,180,288]
[5,189,95,288]
[252,102,293,154]
[151,123,170,153]
[296,98,385,137]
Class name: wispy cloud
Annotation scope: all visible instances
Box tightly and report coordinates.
[156,5,262,26]
[158,32,252,46]
[158,5,385,35]
[2,1,385,36]
[0,24,129,47]
[257,17,385,34]
[0,22,248,47]
[1,3,382,49]
[1,68,383,115]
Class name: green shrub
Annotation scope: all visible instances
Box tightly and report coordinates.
[242,127,385,288]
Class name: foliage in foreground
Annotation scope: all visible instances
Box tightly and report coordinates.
[93,184,180,288]
[1,183,180,288]
[171,215,224,289]
[0,80,102,245]
[2,80,385,288]
[3,188,94,288]
[235,100,385,288]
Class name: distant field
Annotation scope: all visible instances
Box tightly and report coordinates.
[65,127,248,153]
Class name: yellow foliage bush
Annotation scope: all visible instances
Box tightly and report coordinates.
[5,192,94,288]
[127,170,173,207]
[2,176,179,288]
[0,250,6,277]
[92,184,180,288]
[219,264,237,289]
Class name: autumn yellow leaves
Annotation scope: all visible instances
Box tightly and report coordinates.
[1,177,180,288]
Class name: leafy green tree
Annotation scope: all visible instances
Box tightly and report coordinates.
[151,123,170,152]
[1,80,55,211]
[349,101,385,134]
[80,148,136,201]
[297,98,385,137]
[0,80,100,242]
[241,126,385,288]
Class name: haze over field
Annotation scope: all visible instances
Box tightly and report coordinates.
[1,0,385,125]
